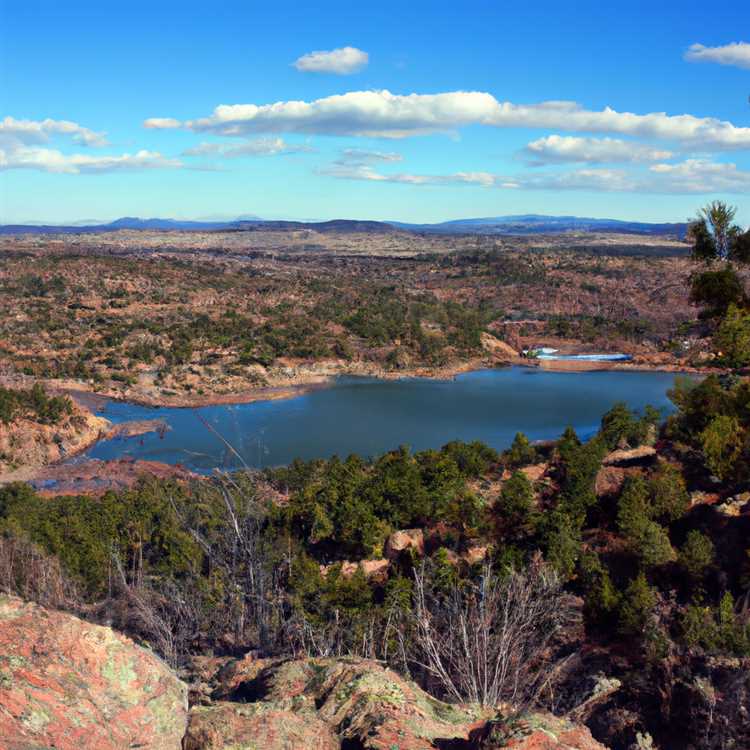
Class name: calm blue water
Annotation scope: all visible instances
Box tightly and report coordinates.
[82,367,684,472]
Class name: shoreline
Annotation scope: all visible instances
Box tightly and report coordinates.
[31,357,717,415]
[65,356,715,411]
[0,358,716,492]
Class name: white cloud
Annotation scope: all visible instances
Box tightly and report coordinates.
[321,158,750,194]
[0,116,107,148]
[182,137,313,158]
[339,148,403,164]
[0,115,174,173]
[1,115,186,174]
[646,159,750,193]
[685,42,750,70]
[180,91,502,139]
[144,117,183,129]
[523,161,750,193]
[320,163,499,188]
[0,147,182,174]
[157,90,750,149]
[294,46,368,74]
[524,135,673,165]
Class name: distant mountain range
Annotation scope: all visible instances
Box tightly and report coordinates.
[0,214,688,237]
[0,216,400,235]
[391,214,688,236]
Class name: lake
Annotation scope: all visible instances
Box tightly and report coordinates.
[80,367,687,472]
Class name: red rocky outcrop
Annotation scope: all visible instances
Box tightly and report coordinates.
[0,595,188,750]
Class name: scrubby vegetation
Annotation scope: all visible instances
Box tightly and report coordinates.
[1,208,749,748]
[0,383,72,425]
[1,384,748,748]
[0,222,725,404]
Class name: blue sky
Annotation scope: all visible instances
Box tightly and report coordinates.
[1,0,749,224]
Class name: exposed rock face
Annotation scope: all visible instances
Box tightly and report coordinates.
[689,490,721,507]
[360,557,391,581]
[184,701,340,750]
[320,558,390,582]
[500,713,609,749]
[0,595,188,750]
[385,528,425,559]
[595,466,626,498]
[715,492,750,517]
[188,657,493,749]
[480,332,519,359]
[463,545,490,565]
[192,656,609,750]
[521,463,548,482]
[0,399,109,480]
[0,599,606,750]
[602,446,656,467]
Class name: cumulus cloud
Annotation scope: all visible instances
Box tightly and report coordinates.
[523,135,673,165]
[321,158,750,194]
[0,116,108,148]
[153,90,750,149]
[0,146,182,174]
[182,137,313,158]
[684,42,750,70]
[0,115,184,174]
[144,117,183,129]
[178,91,502,139]
[294,46,368,74]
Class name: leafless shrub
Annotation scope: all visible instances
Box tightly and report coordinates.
[408,556,576,710]
[107,551,202,666]
[282,608,348,658]
[158,471,290,655]
[0,533,79,610]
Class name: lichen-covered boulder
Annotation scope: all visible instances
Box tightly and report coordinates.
[0,595,188,750]
[183,701,340,750]
[196,656,609,749]
[201,656,492,750]
[498,713,609,749]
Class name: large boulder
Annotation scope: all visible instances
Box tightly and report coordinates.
[319,558,391,582]
[602,446,656,467]
[385,528,425,559]
[0,595,188,750]
[521,463,549,483]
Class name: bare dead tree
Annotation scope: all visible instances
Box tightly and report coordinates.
[408,557,576,711]
[0,534,79,611]
[108,548,201,666]
[165,470,289,654]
